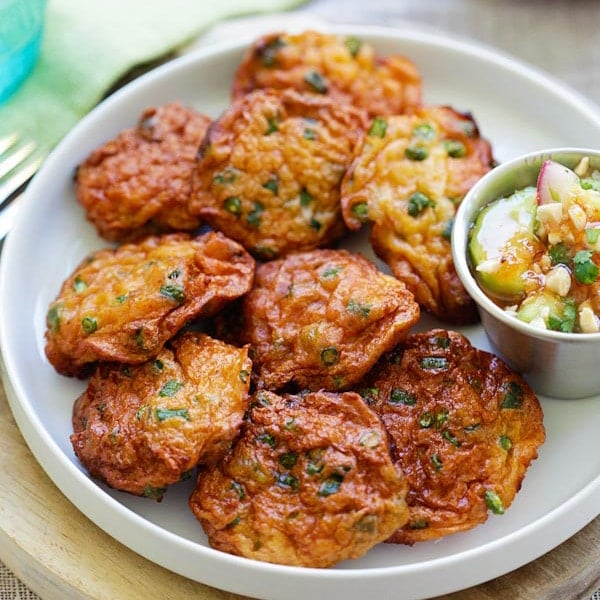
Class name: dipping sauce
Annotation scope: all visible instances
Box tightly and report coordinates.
[469,157,600,333]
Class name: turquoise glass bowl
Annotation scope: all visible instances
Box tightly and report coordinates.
[0,0,46,104]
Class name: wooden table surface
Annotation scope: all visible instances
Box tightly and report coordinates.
[1,1,600,599]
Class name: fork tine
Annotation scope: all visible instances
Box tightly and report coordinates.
[0,141,37,179]
[0,157,42,210]
[0,133,19,156]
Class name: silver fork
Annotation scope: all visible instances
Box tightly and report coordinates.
[0,132,45,240]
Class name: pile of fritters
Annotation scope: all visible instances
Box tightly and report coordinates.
[43,30,544,569]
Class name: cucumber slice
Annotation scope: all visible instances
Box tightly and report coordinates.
[469,186,540,301]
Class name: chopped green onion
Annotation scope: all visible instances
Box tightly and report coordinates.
[265,117,279,135]
[419,356,447,370]
[317,473,344,497]
[300,187,313,207]
[276,472,299,491]
[498,435,512,450]
[143,485,166,500]
[159,379,183,397]
[320,346,339,366]
[419,411,434,428]
[224,196,242,215]
[444,139,467,158]
[405,145,429,161]
[408,192,435,217]
[500,381,524,409]
[47,305,60,334]
[484,489,505,514]
[442,430,461,447]
[263,177,279,195]
[160,284,185,304]
[346,299,371,318]
[321,265,342,279]
[389,388,416,406]
[155,407,190,421]
[81,316,98,334]
[259,36,285,67]
[304,70,328,93]
[344,36,362,57]
[73,276,88,293]
[413,123,435,140]
[246,201,264,228]
[431,453,443,471]
[351,201,369,222]
[257,432,276,447]
[278,452,298,469]
[230,481,245,499]
[442,219,453,241]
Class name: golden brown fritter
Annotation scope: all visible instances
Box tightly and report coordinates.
[75,102,211,242]
[188,88,367,260]
[45,231,254,378]
[189,389,409,567]
[232,30,422,118]
[357,329,545,545]
[71,332,251,500]
[341,106,495,323]
[218,248,419,392]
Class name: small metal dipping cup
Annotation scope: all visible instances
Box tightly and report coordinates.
[452,148,600,399]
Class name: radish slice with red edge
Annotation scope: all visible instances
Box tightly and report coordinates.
[536,159,580,205]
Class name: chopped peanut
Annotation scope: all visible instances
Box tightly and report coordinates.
[545,265,571,297]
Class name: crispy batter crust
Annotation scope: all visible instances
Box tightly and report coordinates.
[232,30,422,118]
[189,88,367,259]
[45,231,254,377]
[71,332,252,499]
[341,106,495,323]
[75,102,211,242]
[218,248,419,391]
[358,329,545,544]
[189,389,409,567]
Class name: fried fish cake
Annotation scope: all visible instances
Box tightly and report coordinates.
[75,102,211,242]
[232,30,422,118]
[218,248,419,391]
[189,389,409,567]
[358,329,545,544]
[341,106,495,323]
[45,231,254,378]
[71,332,251,500]
[188,88,367,260]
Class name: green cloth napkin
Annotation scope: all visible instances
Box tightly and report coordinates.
[0,0,307,155]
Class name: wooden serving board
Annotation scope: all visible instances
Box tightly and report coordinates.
[0,375,598,600]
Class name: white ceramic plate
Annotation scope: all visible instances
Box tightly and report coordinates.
[1,25,600,600]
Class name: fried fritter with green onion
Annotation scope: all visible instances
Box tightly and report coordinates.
[75,102,211,242]
[358,329,545,545]
[217,248,419,392]
[232,30,422,118]
[188,88,367,260]
[340,106,495,323]
[44,231,254,378]
[189,389,409,567]
[71,332,252,500]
